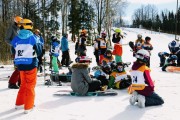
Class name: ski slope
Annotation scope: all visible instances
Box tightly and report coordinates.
[0,28,180,120]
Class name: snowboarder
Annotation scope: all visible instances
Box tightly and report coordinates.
[101,49,115,66]
[71,63,102,95]
[108,62,132,89]
[162,55,178,71]
[99,32,107,64]
[11,19,42,113]
[129,49,164,108]
[5,16,23,89]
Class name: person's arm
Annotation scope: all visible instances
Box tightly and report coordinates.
[108,75,115,89]
[82,68,92,83]
[144,70,154,91]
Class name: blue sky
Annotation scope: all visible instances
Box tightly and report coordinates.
[124,0,178,24]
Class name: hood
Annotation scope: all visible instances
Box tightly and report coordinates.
[18,29,33,39]
[71,63,89,69]
[132,61,145,70]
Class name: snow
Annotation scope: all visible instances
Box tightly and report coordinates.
[0,28,180,120]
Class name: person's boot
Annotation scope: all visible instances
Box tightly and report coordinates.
[8,83,19,89]
[129,91,138,105]
[137,94,145,108]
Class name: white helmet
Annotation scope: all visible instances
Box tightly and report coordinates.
[135,49,150,63]
[137,34,142,39]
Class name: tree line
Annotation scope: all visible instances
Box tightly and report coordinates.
[132,4,180,34]
[0,0,127,63]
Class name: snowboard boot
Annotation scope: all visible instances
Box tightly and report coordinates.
[101,85,108,91]
[8,83,19,89]
[137,94,145,108]
[129,91,138,105]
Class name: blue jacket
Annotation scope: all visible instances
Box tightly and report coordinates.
[61,36,69,52]
[50,41,60,57]
[11,29,42,70]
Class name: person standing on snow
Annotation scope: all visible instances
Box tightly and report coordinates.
[99,32,107,64]
[142,36,153,67]
[5,16,23,89]
[129,49,164,108]
[112,28,123,63]
[11,19,42,114]
[34,29,45,73]
[61,33,70,67]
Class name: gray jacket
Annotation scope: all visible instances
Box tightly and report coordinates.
[5,24,19,45]
[71,63,92,95]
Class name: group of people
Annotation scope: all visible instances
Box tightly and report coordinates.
[70,29,164,108]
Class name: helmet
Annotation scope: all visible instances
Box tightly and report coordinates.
[137,34,142,39]
[110,61,116,70]
[105,49,112,59]
[135,49,150,63]
[101,31,106,35]
[116,62,124,72]
[145,36,151,41]
[114,28,121,33]
[14,16,23,23]
[51,36,57,41]
[20,19,33,30]
[171,40,176,47]
[34,29,40,33]
[102,64,111,74]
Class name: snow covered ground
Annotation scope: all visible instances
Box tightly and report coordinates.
[0,28,180,120]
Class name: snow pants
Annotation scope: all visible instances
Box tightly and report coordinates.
[145,92,164,107]
[52,56,59,73]
[15,68,37,110]
[8,68,20,85]
[88,80,101,92]
[115,55,122,63]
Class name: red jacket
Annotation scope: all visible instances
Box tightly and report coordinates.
[112,43,122,56]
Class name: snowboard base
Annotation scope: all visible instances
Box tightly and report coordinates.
[166,66,180,73]
[54,90,118,96]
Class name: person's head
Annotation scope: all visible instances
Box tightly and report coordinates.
[14,16,23,27]
[105,49,112,59]
[170,40,177,47]
[102,64,111,74]
[34,29,40,35]
[145,36,151,43]
[63,33,68,38]
[101,31,107,38]
[135,49,150,64]
[20,19,33,30]
[137,34,142,40]
[51,35,57,42]
[116,62,125,72]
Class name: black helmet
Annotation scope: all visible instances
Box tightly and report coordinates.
[116,62,125,72]
[145,36,151,41]
[102,64,111,74]
[105,49,112,59]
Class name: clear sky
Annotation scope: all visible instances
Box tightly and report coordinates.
[124,0,178,25]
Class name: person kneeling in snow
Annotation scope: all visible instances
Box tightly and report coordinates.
[129,49,164,108]
[108,62,132,89]
[162,55,178,71]
[71,63,102,95]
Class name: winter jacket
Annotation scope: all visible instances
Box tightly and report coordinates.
[71,63,92,95]
[61,36,69,52]
[112,43,122,56]
[11,29,42,71]
[50,41,60,57]
[5,24,19,45]
[130,61,154,96]
[134,39,145,52]
[102,56,114,66]
[142,42,153,54]
[109,70,130,89]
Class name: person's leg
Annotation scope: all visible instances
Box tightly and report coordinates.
[61,51,65,65]
[8,68,20,89]
[24,68,37,110]
[52,56,59,73]
[145,92,164,107]
[115,56,122,63]
[65,51,70,66]
[88,80,101,92]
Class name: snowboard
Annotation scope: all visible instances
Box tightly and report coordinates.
[166,66,180,73]
[53,90,118,96]
[129,41,135,51]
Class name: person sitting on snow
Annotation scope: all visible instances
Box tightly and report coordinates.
[168,40,180,66]
[101,49,115,66]
[108,62,132,89]
[94,64,112,86]
[158,52,170,67]
[71,63,103,96]
[162,55,178,71]
[129,49,164,108]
